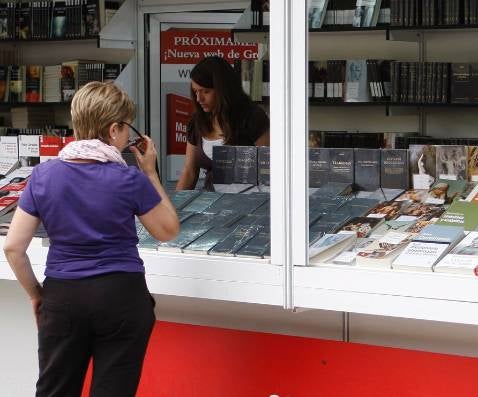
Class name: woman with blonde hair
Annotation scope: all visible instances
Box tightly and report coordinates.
[4,81,179,396]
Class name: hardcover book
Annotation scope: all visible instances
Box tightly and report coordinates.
[345,59,370,102]
[233,146,258,184]
[329,148,354,184]
[308,0,329,29]
[51,0,67,38]
[181,192,223,213]
[169,190,202,210]
[25,66,43,103]
[352,0,382,27]
[468,146,478,182]
[309,148,330,187]
[426,179,468,204]
[208,225,262,256]
[408,144,436,189]
[157,224,212,253]
[257,146,270,186]
[434,231,478,275]
[182,226,234,255]
[354,148,380,191]
[392,224,465,271]
[380,149,409,190]
[435,145,467,180]
[235,228,271,258]
[212,145,235,184]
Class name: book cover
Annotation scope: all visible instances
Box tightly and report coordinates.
[366,200,406,220]
[233,146,258,184]
[308,0,329,29]
[8,65,25,103]
[182,226,234,255]
[169,190,202,210]
[434,231,478,275]
[257,146,270,186]
[212,145,235,184]
[309,232,356,264]
[380,149,409,189]
[51,0,67,38]
[353,0,382,27]
[25,66,43,103]
[102,63,121,83]
[354,148,380,191]
[157,224,212,253]
[436,200,478,231]
[0,136,19,159]
[309,148,329,188]
[340,216,385,238]
[400,202,445,220]
[0,158,19,177]
[426,179,468,204]
[181,192,223,213]
[60,64,76,102]
[208,225,262,256]
[468,146,478,182]
[0,65,7,102]
[329,148,354,184]
[84,0,100,36]
[356,231,414,268]
[450,63,472,103]
[345,59,370,102]
[39,135,62,162]
[435,145,467,180]
[18,134,40,167]
[235,228,271,258]
[408,144,437,189]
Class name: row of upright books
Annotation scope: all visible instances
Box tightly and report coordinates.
[390,0,478,27]
[0,0,120,40]
[0,62,124,103]
[309,60,478,104]
[0,133,74,165]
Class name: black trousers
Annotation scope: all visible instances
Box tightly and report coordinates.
[36,272,156,397]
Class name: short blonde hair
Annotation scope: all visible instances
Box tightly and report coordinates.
[71,81,136,141]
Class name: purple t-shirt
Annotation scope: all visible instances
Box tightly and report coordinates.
[19,159,161,279]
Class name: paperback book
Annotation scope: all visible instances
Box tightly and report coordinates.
[434,231,478,276]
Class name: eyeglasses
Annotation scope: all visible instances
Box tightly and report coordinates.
[120,121,145,148]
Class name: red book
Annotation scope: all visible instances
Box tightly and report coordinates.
[40,136,62,162]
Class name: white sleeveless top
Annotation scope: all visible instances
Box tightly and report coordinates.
[202,137,224,160]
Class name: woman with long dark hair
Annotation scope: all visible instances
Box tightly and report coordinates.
[176,56,270,191]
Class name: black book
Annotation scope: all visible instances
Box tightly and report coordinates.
[329,148,354,184]
[181,192,223,213]
[212,145,235,184]
[235,228,270,258]
[103,63,121,83]
[84,0,99,36]
[208,224,262,256]
[51,0,66,38]
[450,63,472,103]
[257,146,270,186]
[182,226,234,255]
[0,2,9,39]
[16,0,31,39]
[354,148,381,191]
[309,147,330,188]
[380,148,409,189]
[169,190,202,210]
[233,146,258,184]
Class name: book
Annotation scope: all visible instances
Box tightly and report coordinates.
[51,0,67,38]
[426,179,468,204]
[345,59,370,102]
[329,148,354,184]
[0,158,19,177]
[352,0,382,27]
[84,0,100,36]
[436,200,478,232]
[235,228,271,258]
[308,0,329,29]
[257,146,270,186]
[339,216,385,238]
[182,226,234,255]
[157,224,212,253]
[356,231,414,268]
[400,202,445,220]
[169,190,202,210]
[369,217,418,238]
[392,224,465,272]
[233,146,257,184]
[309,232,356,264]
[380,149,409,189]
[434,231,478,276]
[25,66,43,103]
[435,145,467,181]
[181,192,223,213]
[408,144,436,189]
[18,134,40,167]
[354,148,380,191]
[212,145,235,184]
[309,148,329,187]
[468,146,478,182]
[208,225,262,256]
[366,200,407,220]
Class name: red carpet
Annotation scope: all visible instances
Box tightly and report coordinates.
[82,320,478,397]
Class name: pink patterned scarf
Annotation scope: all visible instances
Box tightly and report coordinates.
[58,139,127,166]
